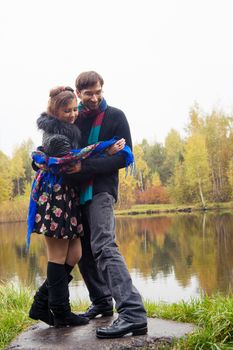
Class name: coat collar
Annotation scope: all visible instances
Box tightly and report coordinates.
[37,112,81,146]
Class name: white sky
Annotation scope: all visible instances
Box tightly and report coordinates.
[1,0,233,156]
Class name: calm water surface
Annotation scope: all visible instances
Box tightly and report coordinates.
[1,211,233,303]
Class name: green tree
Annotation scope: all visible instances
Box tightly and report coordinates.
[141,139,169,184]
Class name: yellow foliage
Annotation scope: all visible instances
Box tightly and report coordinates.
[117,168,137,209]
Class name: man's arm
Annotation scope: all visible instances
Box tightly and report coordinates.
[66,109,132,179]
[80,153,126,175]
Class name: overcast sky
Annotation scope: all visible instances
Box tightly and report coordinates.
[1,0,233,156]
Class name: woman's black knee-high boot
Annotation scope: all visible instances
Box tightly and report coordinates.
[29,263,74,325]
[29,280,54,325]
[47,262,89,327]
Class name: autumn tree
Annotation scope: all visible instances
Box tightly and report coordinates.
[151,171,161,187]
[20,139,34,184]
[133,144,149,192]
[184,134,211,206]
[10,147,25,196]
[117,167,137,209]
[204,111,232,201]
[164,129,184,184]
[10,138,34,197]
[168,161,190,204]
[0,151,12,202]
[227,159,233,200]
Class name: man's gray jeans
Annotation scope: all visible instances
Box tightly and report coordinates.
[78,192,147,323]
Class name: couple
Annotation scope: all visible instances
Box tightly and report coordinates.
[28,71,147,339]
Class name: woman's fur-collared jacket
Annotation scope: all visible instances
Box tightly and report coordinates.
[37,113,81,157]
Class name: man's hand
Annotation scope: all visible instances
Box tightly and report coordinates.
[106,138,126,156]
[66,161,82,174]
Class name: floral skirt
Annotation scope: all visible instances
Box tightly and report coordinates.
[33,183,83,239]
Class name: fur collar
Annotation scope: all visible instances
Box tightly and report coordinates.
[37,113,81,147]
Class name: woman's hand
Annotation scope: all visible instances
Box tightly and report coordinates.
[35,162,46,170]
[66,161,82,174]
[107,138,126,156]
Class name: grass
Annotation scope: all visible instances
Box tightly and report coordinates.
[0,283,33,350]
[1,283,233,350]
[0,283,87,350]
[144,294,233,349]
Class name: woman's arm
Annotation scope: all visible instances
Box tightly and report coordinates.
[66,112,132,177]
[66,138,126,175]
[43,134,72,157]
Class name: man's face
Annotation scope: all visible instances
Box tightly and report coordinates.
[77,81,103,110]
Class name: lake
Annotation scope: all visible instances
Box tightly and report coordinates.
[1,211,233,303]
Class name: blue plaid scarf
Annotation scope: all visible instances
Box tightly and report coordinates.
[27,138,134,248]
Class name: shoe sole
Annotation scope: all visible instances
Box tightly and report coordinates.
[29,311,54,326]
[86,310,114,319]
[96,326,148,338]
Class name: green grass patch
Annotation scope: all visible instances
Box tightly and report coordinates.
[0,283,88,350]
[0,283,34,350]
[144,294,233,349]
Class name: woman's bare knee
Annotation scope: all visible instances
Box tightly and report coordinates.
[44,236,69,264]
[66,238,82,266]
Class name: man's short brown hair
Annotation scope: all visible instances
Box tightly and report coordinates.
[75,71,104,91]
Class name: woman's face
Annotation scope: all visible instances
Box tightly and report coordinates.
[56,98,78,124]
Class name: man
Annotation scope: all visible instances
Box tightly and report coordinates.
[67,71,147,338]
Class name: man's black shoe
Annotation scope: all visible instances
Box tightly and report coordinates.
[96,317,148,338]
[82,303,113,319]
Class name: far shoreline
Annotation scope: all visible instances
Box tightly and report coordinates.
[1,200,233,224]
[115,201,233,216]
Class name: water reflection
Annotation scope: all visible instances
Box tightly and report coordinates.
[1,212,233,302]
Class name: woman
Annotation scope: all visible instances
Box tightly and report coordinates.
[28,86,125,328]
